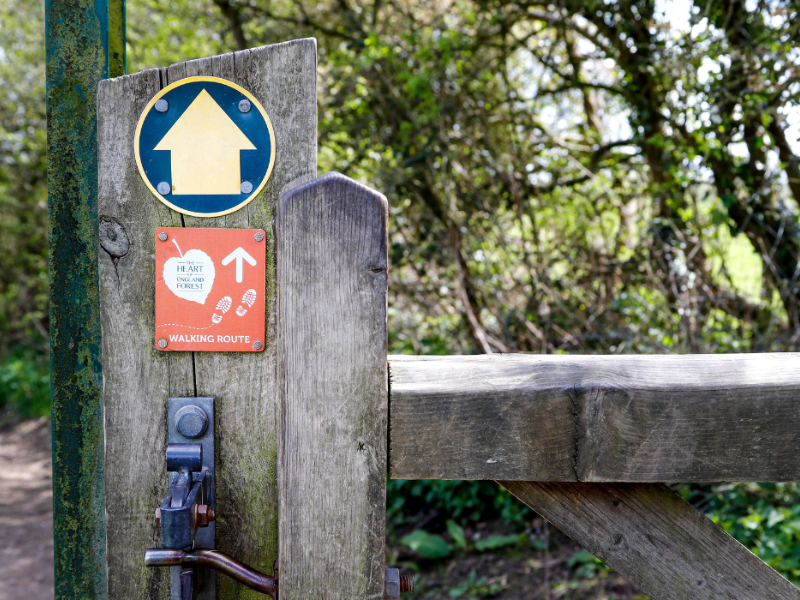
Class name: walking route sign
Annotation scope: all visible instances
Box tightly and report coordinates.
[135,77,276,217]
[154,227,266,352]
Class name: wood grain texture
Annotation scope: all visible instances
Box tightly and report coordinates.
[165,41,318,599]
[278,173,389,600]
[389,353,800,482]
[98,39,317,600]
[501,481,800,600]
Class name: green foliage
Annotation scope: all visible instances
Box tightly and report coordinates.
[400,529,451,560]
[474,534,521,552]
[388,479,531,526]
[0,346,50,418]
[446,519,468,550]
[0,1,48,354]
[447,570,507,599]
[677,483,800,584]
[568,549,609,580]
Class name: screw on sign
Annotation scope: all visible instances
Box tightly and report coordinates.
[155,227,266,352]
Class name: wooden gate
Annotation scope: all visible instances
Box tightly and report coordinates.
[64,37,800,600]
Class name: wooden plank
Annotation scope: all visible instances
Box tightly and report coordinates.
[98,39,317,600]
[165,40,318,597]
[278,173,389,600]
[99,67,193,600]
[389,353,800,482]
[500,481,800,600]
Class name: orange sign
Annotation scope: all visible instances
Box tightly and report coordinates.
[155,227,266,352]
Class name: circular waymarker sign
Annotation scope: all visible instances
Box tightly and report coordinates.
[134,76,276,218]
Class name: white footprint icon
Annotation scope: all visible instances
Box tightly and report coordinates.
[235,289,257,317]
[212,296,232,324]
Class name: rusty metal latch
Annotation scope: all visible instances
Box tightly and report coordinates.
[145,437,278,598]
[145,549,278,598]
[145,398,279,599]
[145,399,411,599]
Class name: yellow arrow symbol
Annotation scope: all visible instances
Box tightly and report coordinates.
[154,89,256,195]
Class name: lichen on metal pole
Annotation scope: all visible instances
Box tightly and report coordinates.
[45,0,124,598]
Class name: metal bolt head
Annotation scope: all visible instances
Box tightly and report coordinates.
[254,231,264,242]
[158,232,168,242]
[385,568,400,598]
[238,99,251,113]
[157,181,171,195]
[155,507,162,528]
[240,181,254,194]
[155,98,169,113]
[158,338,168,349]
[253,340,263,350]
[193,504,215,528]
[175,405,209,439]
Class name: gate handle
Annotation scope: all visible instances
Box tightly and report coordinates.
[145,549,278,598]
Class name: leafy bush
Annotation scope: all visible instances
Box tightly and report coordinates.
[400,530,451,559]
[677,483,800,584]
[388,479,531,526]
[0,346,50,418]
[391,478,800,584]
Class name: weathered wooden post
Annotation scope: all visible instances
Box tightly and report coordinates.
[97,41,317,598]
[278,172,389,599]
[46,1,124,598]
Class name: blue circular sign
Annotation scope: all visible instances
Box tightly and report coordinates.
[135,77,276,218]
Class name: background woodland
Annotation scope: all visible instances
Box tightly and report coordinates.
[2,0,800,596]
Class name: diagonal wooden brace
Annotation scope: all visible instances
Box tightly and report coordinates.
[500,481,800,600]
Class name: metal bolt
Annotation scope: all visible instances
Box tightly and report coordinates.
[157,181,171,195]
[158,232,168,242]
[254,231,264,242]
[154,98,169,113]
[158,338,168,349]
[155,507,161,528]
[253,341,263,350]
[241,181,253,194]
[193,504,215,528]
[400,575,414,594]
[238,99,251,113]
[175,405,209,439]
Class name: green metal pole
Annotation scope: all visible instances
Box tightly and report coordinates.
[46,1,124,599]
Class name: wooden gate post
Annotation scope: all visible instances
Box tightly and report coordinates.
[97,40,317,599]
[278,173,389,599]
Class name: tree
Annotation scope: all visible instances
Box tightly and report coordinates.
[184,0,800,354]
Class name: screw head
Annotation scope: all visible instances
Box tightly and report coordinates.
[158,232,168,242]
[254,231,264,242]
[241,181,254,194]
[175,405,209,439]
[238,99,251,113]
[158,338,168,349]
[157,181,171,195]
[253,340,263,350]
[155,98,169,113]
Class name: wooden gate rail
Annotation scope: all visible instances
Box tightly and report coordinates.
[388,353,800,599]
[388,353,800,482]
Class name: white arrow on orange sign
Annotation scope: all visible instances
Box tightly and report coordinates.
[222,247,257,283]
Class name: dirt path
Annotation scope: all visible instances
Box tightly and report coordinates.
[0,418,54,600]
